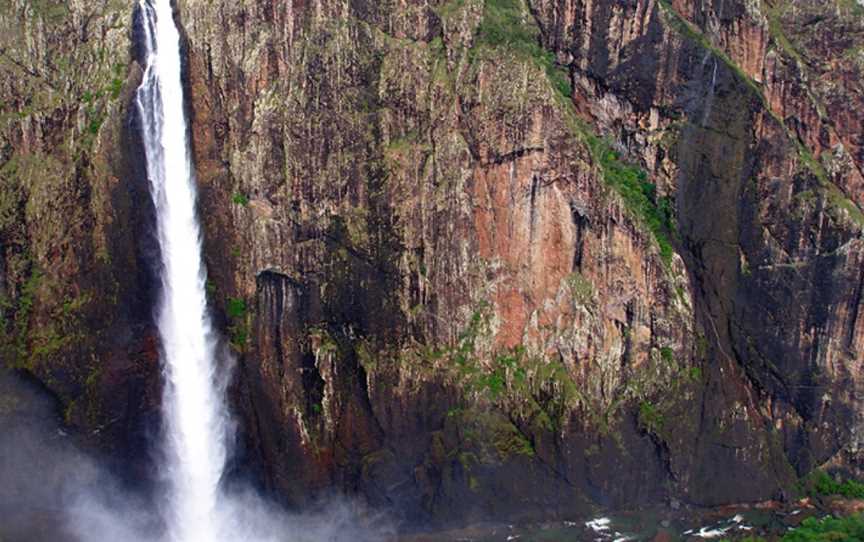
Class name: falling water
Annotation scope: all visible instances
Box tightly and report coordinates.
[135,1,228,540]
[701,58,718,127]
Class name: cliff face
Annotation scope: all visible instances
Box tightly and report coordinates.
[530,0,864,486]
[1,0,863,530]
[0,0,160,470]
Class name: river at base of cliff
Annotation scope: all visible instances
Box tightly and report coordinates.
[400,498,864,541]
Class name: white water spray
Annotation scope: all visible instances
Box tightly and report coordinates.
[135,1,228,540]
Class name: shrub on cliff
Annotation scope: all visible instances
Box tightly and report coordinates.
[722,514,864,541]
[806,470,864,499]
[783,514,864,541]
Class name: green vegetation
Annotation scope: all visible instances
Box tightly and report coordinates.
[660,346,675,365]
[784,514,864,541]
[1,2,129,160]
[226,297,249,349]
[77,65,126,150]
[449,305,516,400]
[405,299,698,439]
[586,135,676,264]
[385,130,422,154]
[78,94,106,151]
[229,325,248,348]
[637,401,665,433]
[232,192,249,206]
[399,303,583,433]
[433,0,466,22]
[445,306,575,409]
[493,424,534,458]
[4,269,42,366]
[807,470,864,499]
[226,297,247,318]
[475,0,571,98]
[721,515,864,542]
[0,265,94,372]
[87,116,103,135]
[686,366,703,382]
[108,77,123,100]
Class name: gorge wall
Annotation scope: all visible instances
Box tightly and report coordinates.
[1,0,863,531]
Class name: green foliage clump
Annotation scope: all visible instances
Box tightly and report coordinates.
[638,400,665,433]
[410,303,579,431]
[783,514,864,541]
[0,267,90,370]
[226,297,246,318]
[0,268,41,367]
[475,0,571,97]
[476,0,535,48]
[587,136,676,264]
[448,306,514,400]
[686,366,703,382]
[87,116,103,135]
[229,326,248,348]
[232,193,249,206]
[721,515,864,541]
[108,77,123,100]
[660,346,675,365]
[226,297,249,349]
[809,470,864,499]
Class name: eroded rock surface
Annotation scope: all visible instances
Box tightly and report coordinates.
[1,0,863,530]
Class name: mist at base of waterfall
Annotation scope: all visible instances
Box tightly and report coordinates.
[69,487,393,542]
[0,370,391,542]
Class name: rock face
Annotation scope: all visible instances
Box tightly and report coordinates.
[0,0,161,474]
[1,0,863,531]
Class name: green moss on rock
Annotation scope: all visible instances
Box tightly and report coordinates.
[586,134,676,265]
[473,0,571,98]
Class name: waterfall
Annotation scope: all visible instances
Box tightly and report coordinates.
[701,58,718,127]
[135,1,229,540]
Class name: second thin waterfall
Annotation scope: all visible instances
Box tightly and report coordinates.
[135,0,229,540]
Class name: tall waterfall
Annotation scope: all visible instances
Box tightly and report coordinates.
[135,1,228,540]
